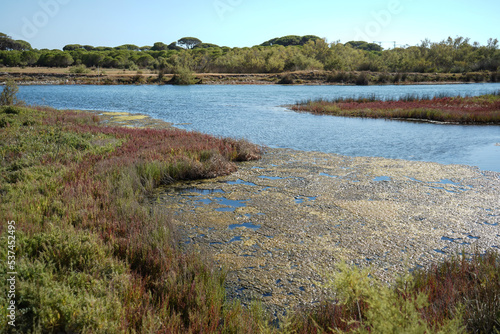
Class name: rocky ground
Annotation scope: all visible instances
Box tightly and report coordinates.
[155,148,499,317]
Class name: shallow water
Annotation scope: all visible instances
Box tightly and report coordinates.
[18,83,500,171]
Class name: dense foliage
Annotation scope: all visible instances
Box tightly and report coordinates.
[0,33,498,74]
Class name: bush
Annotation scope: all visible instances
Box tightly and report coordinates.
[68,64,90,74]
[288,262,465,333]
[169,66,196,85]
[278,74,294,84]
[326,71,353,84]
[0,79,19,105]
[355,72,369,85]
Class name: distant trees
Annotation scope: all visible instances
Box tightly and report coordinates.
[261,35,321,47]
[0,33,32,51]
[0,33,498,76]
[194,43,220,49]
[346,41,383,52]
[37,51,74,67]
[152,42,168,51]
[63,44,84,51]
[177,37,202,49]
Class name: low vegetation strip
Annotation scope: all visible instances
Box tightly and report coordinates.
[291,92,500,124]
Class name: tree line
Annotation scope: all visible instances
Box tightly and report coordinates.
[0,33,498,74]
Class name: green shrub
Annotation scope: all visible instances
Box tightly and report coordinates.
[289,262,465,333]
[68,64,90,74]
[278,74,295,84]
[355,72,369,85]
[0,80,19,106]
[0,228,128,333]
[169,66,196,85]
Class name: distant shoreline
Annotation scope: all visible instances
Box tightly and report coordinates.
[1,67,497,86]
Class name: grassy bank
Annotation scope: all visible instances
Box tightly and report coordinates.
[0,105,266,332]
[1,103,499,333]
[291,92,500,124]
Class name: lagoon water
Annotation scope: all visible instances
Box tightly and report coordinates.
[18,83,500,172]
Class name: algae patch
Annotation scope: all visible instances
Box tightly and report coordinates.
[155,148,500,315]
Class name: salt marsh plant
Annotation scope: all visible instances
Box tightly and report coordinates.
[0,105,263,332]
[292,92,500,124]
[1,104,499,333]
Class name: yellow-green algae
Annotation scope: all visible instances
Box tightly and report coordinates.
[156,148,500,315]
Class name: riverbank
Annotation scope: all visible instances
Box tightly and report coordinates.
[1,67,498,85]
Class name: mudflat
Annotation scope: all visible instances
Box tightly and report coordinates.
[156,148,500,315]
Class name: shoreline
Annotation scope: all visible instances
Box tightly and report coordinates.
[1,68,496,86]
[91,109,500,314]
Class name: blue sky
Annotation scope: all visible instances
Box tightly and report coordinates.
[1,0,499,50]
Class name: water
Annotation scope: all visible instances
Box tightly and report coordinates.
[17,83,500,172]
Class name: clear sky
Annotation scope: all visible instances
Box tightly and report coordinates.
[1,0,499,50]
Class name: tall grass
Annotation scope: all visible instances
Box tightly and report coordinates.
[292,91,500,124]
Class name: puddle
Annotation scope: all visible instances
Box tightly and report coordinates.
[258,175,285,180]
[319,172,338,178]
[373,176,391,182]
[214,197,248,212]
[295,196,317,204]
[406,177,471,193]
[437,179,461,186]
[194,198,212,205]
[228,236,243,243]
[229,222,261,230]
[225,179,257,186]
